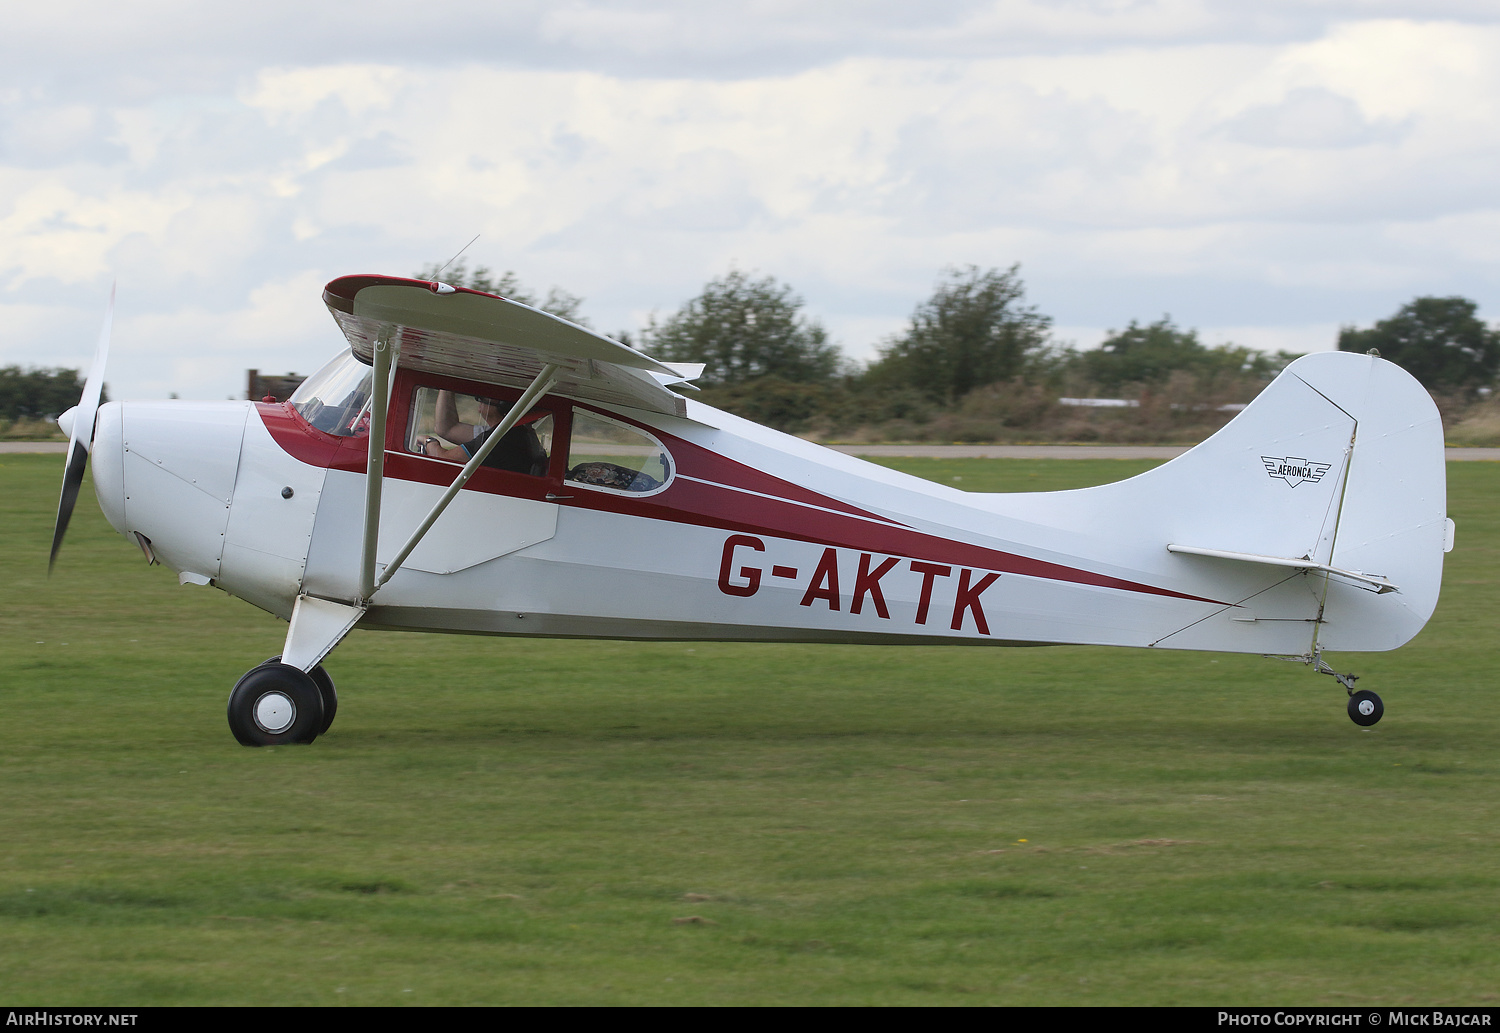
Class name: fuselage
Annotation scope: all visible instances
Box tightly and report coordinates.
[87,350,1446,656]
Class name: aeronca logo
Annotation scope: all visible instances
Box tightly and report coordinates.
[1261,456,1333,488]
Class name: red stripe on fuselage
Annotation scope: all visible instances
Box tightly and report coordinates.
[664,436,907,525]
[256,403,1223,606]
[561,473,1221,604]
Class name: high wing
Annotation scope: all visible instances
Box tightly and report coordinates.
[322,275,697,418]
[281,274,706,670]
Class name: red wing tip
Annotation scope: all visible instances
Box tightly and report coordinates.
[323,274,512,314]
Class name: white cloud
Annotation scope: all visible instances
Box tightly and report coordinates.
[2,5,1500,403]
[1219,86,1406,148]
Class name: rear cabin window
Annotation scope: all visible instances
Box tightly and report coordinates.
[566,409,672,494]
[407,386,553,478]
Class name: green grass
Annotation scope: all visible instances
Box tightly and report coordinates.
[2,453,1498,1005]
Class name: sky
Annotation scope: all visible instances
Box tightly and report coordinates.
[3,0,1499,401]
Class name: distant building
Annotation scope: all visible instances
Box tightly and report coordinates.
[247,370,307,403]
[1059,397,1247,413]
[1059,397,1137,408]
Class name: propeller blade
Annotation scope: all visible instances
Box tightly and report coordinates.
[49,285,114,573]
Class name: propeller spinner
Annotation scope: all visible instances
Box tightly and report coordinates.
[49,285,114,573]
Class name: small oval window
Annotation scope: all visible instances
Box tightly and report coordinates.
[565,409,672,494]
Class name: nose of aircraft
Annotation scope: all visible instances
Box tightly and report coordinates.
[90,401,127,536]
[90,400,251,579]
[56,405,78,441]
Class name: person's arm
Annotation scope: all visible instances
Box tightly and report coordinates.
[417,435,469,461]
[432,390,475,442]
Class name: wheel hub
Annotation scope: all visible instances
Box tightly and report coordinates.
[254,691,296,733]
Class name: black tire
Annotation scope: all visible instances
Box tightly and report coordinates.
[308,665,337,735]
[227,663,324,746]
[1348,689,1384,727]
[262,656,337,735]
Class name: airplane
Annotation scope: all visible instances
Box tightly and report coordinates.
[49,275,1454,745]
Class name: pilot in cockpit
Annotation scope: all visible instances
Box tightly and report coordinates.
[416,389,548,476]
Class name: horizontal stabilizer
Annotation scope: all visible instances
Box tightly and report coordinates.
[1167,544,1399,593]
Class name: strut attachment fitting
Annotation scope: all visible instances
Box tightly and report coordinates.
[1267,648,1360,695]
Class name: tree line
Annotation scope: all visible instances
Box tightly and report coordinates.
[0,367,96,423]
[10,262,1494,444]
[427,259,1499,442]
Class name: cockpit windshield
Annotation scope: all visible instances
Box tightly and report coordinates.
[288,352,374,437]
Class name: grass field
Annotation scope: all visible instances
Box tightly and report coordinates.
[1,453,1497,1006]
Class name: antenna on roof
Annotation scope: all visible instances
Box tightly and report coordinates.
[435,233,481,279]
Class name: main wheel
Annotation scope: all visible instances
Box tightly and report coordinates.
[228,662,324,746]
[260,656,337,735]
[308,665,337,735]
[1348,689,1384,727]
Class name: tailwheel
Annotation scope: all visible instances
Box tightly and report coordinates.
[228,662,324,746]
[1277,649,1381,727]
[1347,689,1384,727]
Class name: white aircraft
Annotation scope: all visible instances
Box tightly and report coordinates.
[51,276,1454,745]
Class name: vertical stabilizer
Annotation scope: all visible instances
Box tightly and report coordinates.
[981,351,1447,654]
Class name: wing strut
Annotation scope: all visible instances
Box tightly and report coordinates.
[370,361,561,595]
[358,325,400,601]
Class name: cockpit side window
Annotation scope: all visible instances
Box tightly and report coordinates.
[406,385,552,478]
[288,353,374,437]
[565,409,673,495]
